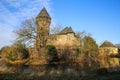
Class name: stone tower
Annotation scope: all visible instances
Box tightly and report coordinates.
[35,7,51,54]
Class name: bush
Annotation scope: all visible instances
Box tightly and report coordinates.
[46,45,59,64]
[0,41,29,61]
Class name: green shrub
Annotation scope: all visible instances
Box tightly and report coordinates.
[46,45,59,64]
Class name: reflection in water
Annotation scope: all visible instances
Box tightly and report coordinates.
[0,63,86,76]
[26,63,82,76]
[0,58,91,78]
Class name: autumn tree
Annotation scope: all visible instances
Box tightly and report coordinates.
[83,36,99,58]
[82,36,99,71]
[75,31,91,57]
[0,40,29,61]
[75,31,99,71]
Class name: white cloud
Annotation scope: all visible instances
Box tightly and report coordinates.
[2,0,52,20]
[0,2,19,27]
[0,23,16,49]
[0,0,52,49]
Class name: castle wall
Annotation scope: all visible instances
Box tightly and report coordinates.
[99,47,119,68]
[47,33,80,62]
[99,47,118,55]
[47,33,79,47]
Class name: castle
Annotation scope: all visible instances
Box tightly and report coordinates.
[99,41,119,68]
[34,8,79,60]
[33,7,119,67]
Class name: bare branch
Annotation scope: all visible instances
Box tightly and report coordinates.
[14,18,36,47]
[50,24,63,34]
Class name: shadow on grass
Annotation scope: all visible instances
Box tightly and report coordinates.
[0,63,84,80]
[0,63,120,80]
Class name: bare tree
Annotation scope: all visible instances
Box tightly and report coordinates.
[75,30,91,40]
[14,18,36,47]
[14,18,63,47]
[50,24,63,34]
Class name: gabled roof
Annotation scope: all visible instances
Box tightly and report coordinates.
[37,7,51,19]
[100,41,116,47]
[58,27,74,34]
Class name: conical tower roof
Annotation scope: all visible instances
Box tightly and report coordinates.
[100,41,116,47]
[37,7,51,19]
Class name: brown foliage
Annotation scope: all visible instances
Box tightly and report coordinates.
[0,41,29,61]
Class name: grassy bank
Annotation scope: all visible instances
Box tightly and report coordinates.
[0,72,120,80]
[0,63,120,80]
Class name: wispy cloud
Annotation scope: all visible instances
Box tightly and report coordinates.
[0,23,15,48]
[0,0,52,49]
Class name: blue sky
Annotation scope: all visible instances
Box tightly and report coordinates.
[0,0,120,48]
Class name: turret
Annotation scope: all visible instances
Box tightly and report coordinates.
[36,7,51,35]
[35,7,51,50]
